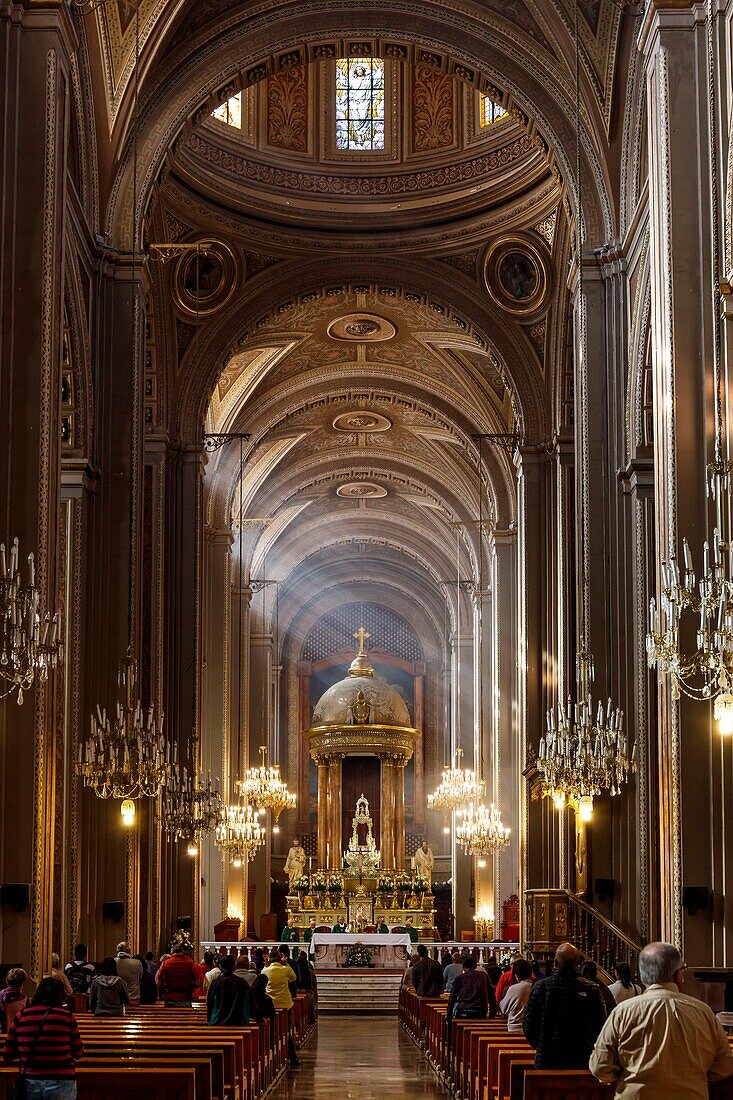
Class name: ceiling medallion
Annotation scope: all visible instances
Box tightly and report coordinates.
[332,411,392,433]
[327,313,396,342]
[172,239,241,319]
[483,235,552,318]
[336,482,388,499]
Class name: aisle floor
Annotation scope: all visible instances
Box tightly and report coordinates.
[269,1015,446,1099]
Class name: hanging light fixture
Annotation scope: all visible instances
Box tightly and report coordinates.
[215,801,265,864]
[76,2,168,802]
[239,744,296,829]
[428,527,485,822]
[162,766,222,850]
[646,2,733,731]
[456,802,510,856]
[537,0,634,817]
[0,540,62,704]
[77,651,170,797]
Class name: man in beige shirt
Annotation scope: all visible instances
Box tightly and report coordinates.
[590,941,733,1099]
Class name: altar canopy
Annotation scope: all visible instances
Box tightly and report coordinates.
[305,630,419,870]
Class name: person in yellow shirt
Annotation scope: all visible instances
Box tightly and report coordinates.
[263,948,300,1068]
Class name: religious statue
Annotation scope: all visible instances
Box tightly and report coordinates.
[284,836,307,892]
[412,838,435,885]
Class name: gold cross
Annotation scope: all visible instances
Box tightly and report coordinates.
[353,626,371,654]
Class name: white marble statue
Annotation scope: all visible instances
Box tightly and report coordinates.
[284,836,307,892]
[412,838,435,885]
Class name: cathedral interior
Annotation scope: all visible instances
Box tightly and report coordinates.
[2,0,733,986]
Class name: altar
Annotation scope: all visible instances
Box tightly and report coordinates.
[310,932,411,969]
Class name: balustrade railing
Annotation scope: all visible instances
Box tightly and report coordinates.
[201,938,519,965]
[525,888,643,980]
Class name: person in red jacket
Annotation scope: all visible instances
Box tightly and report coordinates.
[155,945,199,1007]
[3,977,84,1098]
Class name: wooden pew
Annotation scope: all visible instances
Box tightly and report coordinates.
[0,1066,196,1100]
[521,1072,614,1099]
[81,1055,214,1100]
[496,1050,533,1100]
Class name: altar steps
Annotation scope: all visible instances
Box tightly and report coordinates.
[316,970,404,1014]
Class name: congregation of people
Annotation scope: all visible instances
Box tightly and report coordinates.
[402,939,733,1097]
[0,937,318,1096]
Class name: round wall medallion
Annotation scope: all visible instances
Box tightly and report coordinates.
[327,313,396,342]
[483,236,551,317]
[173,239,240,318]
[332,411,393,433]
[336,482,388,498]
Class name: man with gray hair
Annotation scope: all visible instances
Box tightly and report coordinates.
[590,941,733,1097]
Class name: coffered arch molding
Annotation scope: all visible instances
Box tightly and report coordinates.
[105,2,614,254]
[178,257,550,445]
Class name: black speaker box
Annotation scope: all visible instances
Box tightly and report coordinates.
[102,901,125,923]
[0,884,30,912]
[176,915,192,932]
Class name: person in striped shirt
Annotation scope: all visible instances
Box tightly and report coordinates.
[3,976,84,1098]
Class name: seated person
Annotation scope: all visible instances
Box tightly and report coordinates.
[404,917,419,943]
[377,920,390,934]
[332,917,347,933]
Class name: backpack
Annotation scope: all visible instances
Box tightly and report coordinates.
[67,961,91,994]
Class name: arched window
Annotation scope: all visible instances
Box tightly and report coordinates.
[212,93,242,128]
[335,57,385,150]
[480,94,507,128]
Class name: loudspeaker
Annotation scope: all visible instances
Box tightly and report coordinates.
[682,886,710,915]
[594,878,615,903]
[0,884,30,912]
[176,915,192,932]
[102,901,125,923]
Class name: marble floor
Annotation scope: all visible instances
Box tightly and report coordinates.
[270,1016,446,1099]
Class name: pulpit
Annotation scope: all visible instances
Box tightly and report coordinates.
[214,917,242,942]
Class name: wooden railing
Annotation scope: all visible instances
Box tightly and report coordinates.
[525,889,643,980]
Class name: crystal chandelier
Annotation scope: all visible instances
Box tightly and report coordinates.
[1,538,62,704]
[538,653,634,814]
[427,748,485,815]
[456,802,510,856]
[162,766,222,852]
[238,745,296,831]
[77,651,171,799]
[215,801,266,864]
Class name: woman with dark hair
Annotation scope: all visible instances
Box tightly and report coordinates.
[3,977,84,1098]
[608,961,642,1004]
[89,957,129,1017]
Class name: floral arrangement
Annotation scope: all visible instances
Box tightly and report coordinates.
[345,942,373,968]
[395,873,411,891]
[327,872,343,892]
[311,871,328,893]
[377,873,393,892]
[413,875,429,893]
[171,929,194,954]
[294,874,310,894]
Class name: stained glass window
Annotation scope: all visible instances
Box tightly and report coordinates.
[212,93,242,129]
[480,95,508,128]
[335,57,385,151]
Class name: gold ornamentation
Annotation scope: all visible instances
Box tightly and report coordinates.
[483,235,552,317]
[413,65,454,152]
[267,64,308,151]
[171,239,240,319]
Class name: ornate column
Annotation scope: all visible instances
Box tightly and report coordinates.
[327,755,343,870]
[380,755,395,869]
[640,0,725,957]
[394,756,406,871]
[413,668,426,834]
[316,755,329,869]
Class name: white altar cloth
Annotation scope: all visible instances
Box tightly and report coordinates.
[311,933,411,949]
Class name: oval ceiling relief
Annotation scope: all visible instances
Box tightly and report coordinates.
[336,482,388,498]
[332,412,393,433]
[173,239,241,318]
[327,313,397,342]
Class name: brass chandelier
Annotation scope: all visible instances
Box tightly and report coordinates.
[238,745,296,831]
[77,651,170,798]
[162,766,222,853]
[646,3,733,731]
[0,539,62,704]
[428,748,485,815]
[215,801,266,865]
[456,802,510,856]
